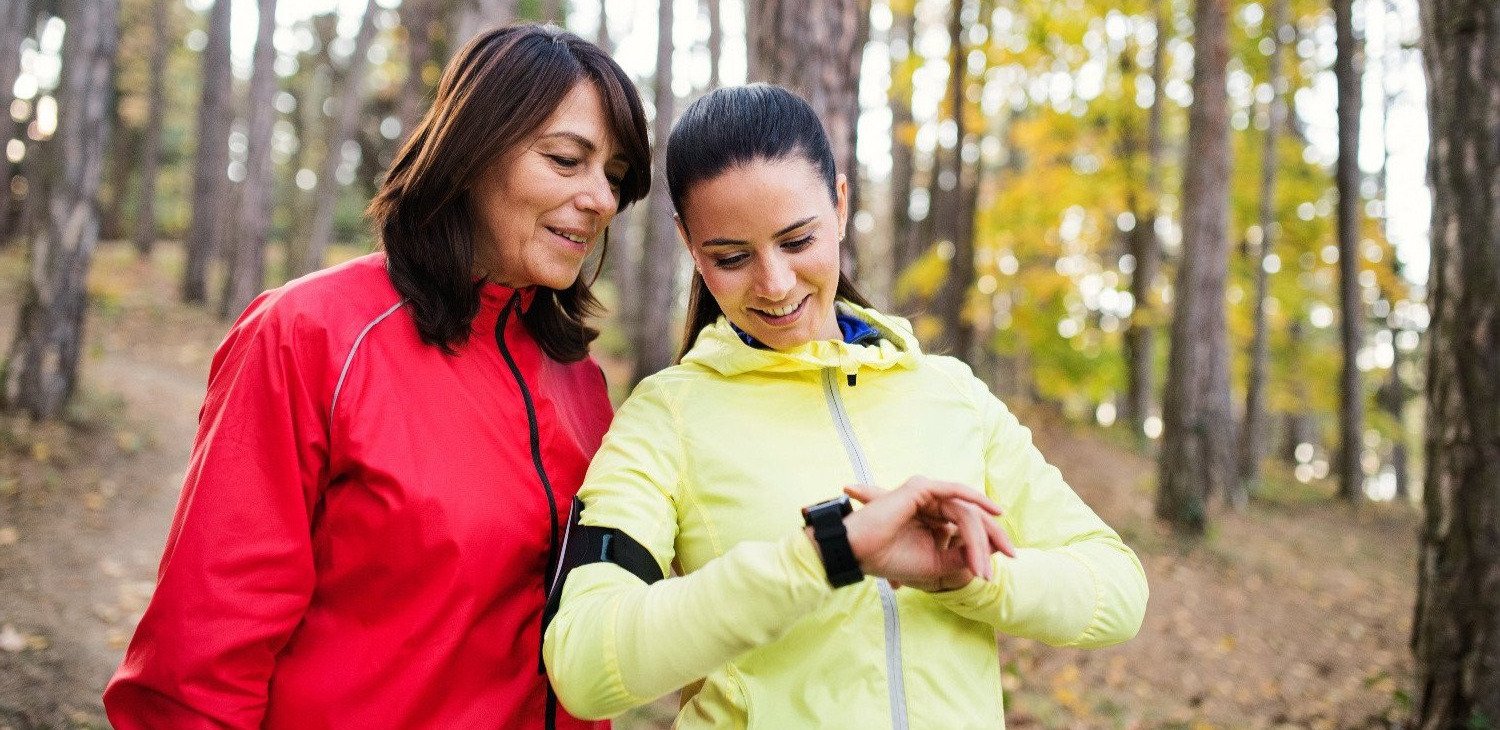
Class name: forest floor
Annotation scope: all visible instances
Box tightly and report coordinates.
[0,242,1416,729]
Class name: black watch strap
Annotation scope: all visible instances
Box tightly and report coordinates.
[802,495,864,588]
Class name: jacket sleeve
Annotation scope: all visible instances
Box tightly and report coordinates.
[103,292,330,729]
[543,377,832,720]
[928,377,1148,648]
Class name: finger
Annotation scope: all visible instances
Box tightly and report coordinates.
[985,518,1019,559]
[946,498,1016,560]
[917,480,1005,517]
[954,504,993,580]
[938,522,958,551]
[843,483,891,505]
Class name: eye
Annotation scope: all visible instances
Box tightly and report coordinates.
[712,252,750,269]
[546,154,581,169]
[781,235,814,251]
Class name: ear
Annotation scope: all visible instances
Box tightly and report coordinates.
[834,173,849,240]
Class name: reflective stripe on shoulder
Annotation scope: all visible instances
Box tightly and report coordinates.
[330,299,405,421]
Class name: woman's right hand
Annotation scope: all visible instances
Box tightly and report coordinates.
[838,477,1016,592]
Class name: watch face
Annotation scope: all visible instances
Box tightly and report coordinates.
[802,495,851,525]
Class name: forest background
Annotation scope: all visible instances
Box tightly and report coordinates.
[1,0,1496,727]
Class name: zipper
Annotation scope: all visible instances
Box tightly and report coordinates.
[820,367,909,730]
[496,292,561,730]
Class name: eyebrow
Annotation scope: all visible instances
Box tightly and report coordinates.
[538,131,629,165]
[701,216,818,247]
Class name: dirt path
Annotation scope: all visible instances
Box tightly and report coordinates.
[1,246,216,729]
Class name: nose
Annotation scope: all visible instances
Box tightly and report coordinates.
[752,252,796,301]
[575,166,618,219]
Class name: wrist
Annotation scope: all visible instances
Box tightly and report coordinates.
[801,496,864,588]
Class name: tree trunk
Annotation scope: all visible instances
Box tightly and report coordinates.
[397,0,440,147]
[1156,0,1234,535]
[220,0,278,319]
[631,0,678,382]
[748,0,868,277]
[931,0,974,358]
[181,0,234,303]
[1123,0,1168,435]
[887,3,918,288]
[132,0,169,256]
[1238,0,1288,502]
[595,0,612,52]
[452,0,517,50]
[297,0,380,276]
[705,0,722,89]
[1333,0,1365,502]
[1411,0,1500,722]
[101,121,136,241]
[2,0,119,419]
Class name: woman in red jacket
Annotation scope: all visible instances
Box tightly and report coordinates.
[103,25,650,729]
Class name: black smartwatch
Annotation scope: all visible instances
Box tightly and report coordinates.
[801,495,864,588]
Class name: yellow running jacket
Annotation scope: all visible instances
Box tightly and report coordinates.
[544,303,1148,729]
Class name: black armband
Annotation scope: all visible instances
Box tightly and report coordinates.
[544,497,665,627]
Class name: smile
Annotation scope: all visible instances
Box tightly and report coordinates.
[547,227,590,250]
[750,294,809,325]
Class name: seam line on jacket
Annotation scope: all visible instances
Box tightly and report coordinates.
[670,376,724,559]
[329,299,404,423]
[820,368,908,730]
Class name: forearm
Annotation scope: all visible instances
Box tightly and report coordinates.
[544,532,831,719]
[929,536,1147,647]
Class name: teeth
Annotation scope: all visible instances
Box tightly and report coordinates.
[760,301,800,317]
[552,229,588,244]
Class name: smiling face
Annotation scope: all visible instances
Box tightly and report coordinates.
[677,156,848,351]
[470,80,628,290]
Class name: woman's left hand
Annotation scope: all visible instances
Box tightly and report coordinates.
[842,479,1017,592]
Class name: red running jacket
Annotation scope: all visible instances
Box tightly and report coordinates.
[104,254,611,729]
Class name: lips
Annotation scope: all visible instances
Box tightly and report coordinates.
[749,294,809,326]
[546,226,591,252]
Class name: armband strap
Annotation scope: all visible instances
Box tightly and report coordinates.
[544,497,665,627]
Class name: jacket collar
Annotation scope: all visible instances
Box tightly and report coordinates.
[680,302,923,378]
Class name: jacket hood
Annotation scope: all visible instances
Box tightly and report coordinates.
[679,302,923,378]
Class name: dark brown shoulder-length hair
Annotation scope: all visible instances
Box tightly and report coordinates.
[666,85,870,361]
[368,24,650,362]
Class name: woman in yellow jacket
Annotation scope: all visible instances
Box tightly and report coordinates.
[544,84,1148,729]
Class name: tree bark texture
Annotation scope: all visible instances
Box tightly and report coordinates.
[1411,0,1500,723]
[748,0,868,277]
[221,0,278,320]
[298,0,380,276]
[1333,0,1366,502]
[397,0,441,147]
[595,0,612,52]
[452,0,517,50]
[631,0,679,382]
[132,0,169,256]
[1156,0,1235,534]
[1239,0,1288,501]
[932,0,974,358]
[2,0,119,419]
[181,0,233,303]
[1123,0,1169,434]
[887,2,918,288]
[705,0,723,89]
